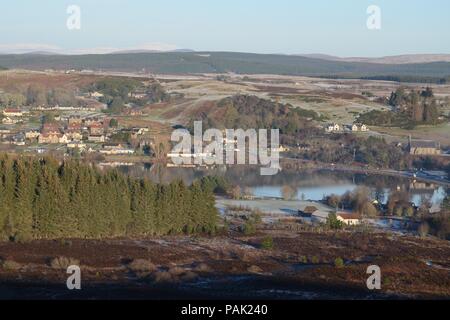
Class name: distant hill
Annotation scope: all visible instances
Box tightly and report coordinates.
[23,51,64,56]
[298,53,450,64]
[110,48,195,54]
[0,51,449,83]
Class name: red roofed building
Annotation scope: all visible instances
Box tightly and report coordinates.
[89,123,104,135]
[39,132,62,144]
[3,108,24,117]
[65,124,83,141]
[41,123,61,134]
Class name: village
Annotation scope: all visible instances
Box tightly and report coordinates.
[0,105,447,168]
[0,104,156,161]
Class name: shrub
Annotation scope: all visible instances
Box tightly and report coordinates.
[193,263,211,273]
[50,256,80,270]
[247,265,263,274]
[326,213,344,230]
[311,256,320,264]
[250,211,263,225]
[153,271,173,283]
[242,220,257,235]
[334,257,345,268]
[261,236,274,250]
[168,266,185,276]
[1,260,22,270]
[383,277,392,286]
[128,259,157,273]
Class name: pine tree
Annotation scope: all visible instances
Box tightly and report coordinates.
[12,159,34,241]
[0,155,219,240]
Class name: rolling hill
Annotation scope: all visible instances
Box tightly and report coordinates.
[0,52,450,83]
[299,53,450,64]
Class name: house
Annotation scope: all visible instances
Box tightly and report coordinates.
[326,123,341,133]
[299,206,318,217]
[2,108,24,117]
[351,123,369,132]
[25,130,40,140]
[336,212,362,226]
[59,134,70,144]
[88,123,104,135]
[67,142,86,151]
[123,107,144,116]
[129,127,149,138]
[39,133,61,144]
[2,117,20,124]
[100,147,135,155]
[409,137,441,156]
[39,123,62,144]
[68,115,83,125]
[84,118,103,126]
[65,124,83,141]
[89,91,104,99]
[88,135,106,143]
[128,90,148,99]
[41,123,61,135]
[272,145,290,153]
[101,143,135,155]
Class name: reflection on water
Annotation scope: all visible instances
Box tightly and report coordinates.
[117,164,448,208]
[253,184,358,201]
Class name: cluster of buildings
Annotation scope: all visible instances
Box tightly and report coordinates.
[2,108,29,125]
[1,106,152,156]
[299,206,362,225]
[325,123,369,133]
[33,117,108,145]
[408,137,441,156]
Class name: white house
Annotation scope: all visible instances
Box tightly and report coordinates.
[88,135,106,143]
[336,213,362,226]
[89,91,104,99]
[2,117,20,124]
[100,148,135,155]
[2,108,24,117]
[326,123,341,133]
[67,142,86,151]
[352,123,369,132]
[59,134,70,144]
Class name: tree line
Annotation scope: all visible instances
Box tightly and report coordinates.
[0,155,218,242]
[358,87,445,129]
[189,95,323,136]
[90,78,170,114]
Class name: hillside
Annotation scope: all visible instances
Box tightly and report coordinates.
[1,52,450,83]
[299,54,450,65]
[187,94,321,135]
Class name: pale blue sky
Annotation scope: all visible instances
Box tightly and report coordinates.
[0,0,449,56]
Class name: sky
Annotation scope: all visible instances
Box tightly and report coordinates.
[0,0,449,56]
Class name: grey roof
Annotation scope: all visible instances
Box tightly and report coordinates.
[410,140,438,149]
